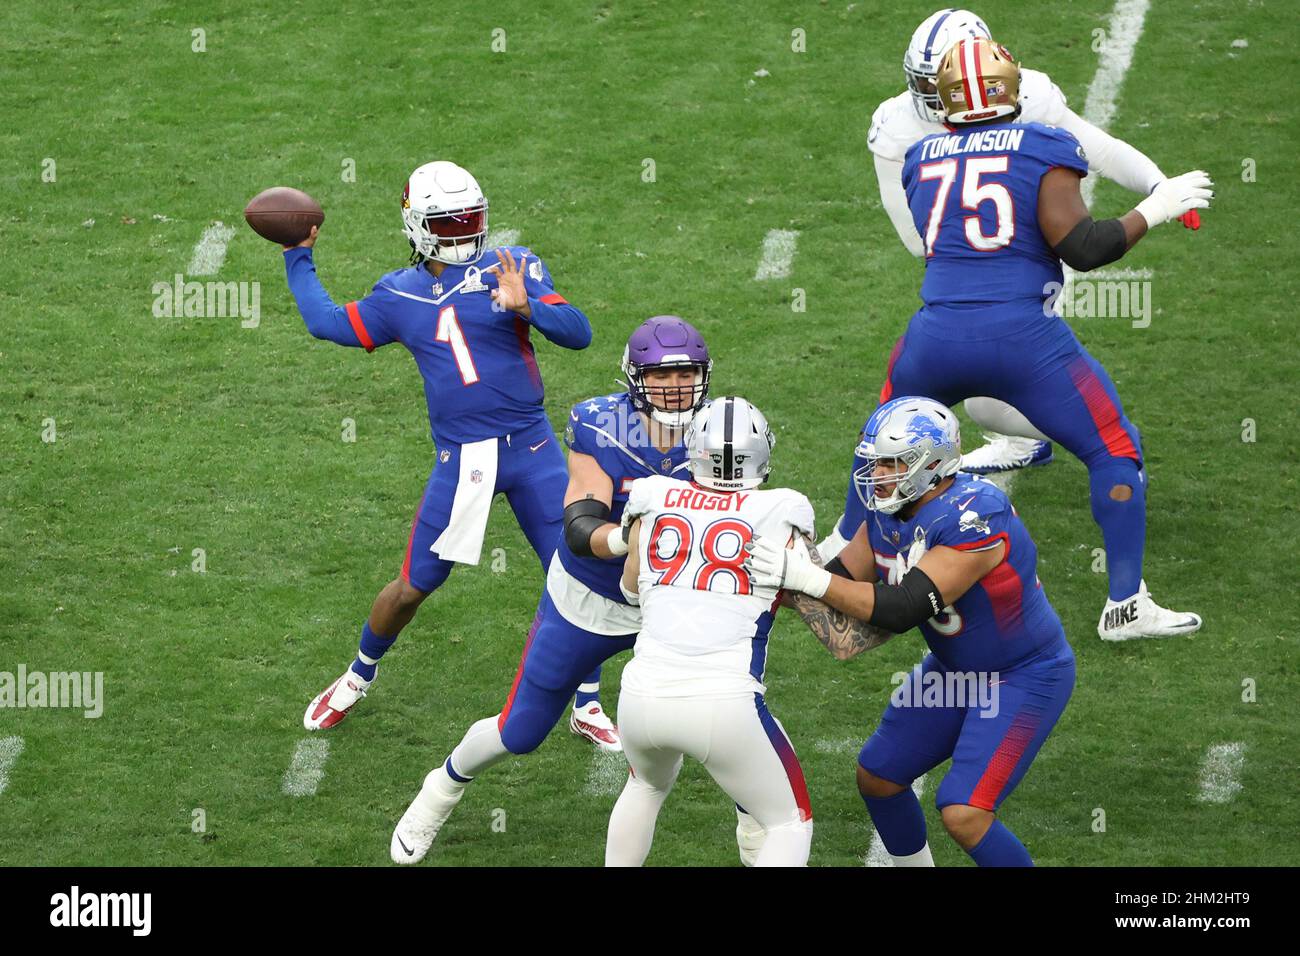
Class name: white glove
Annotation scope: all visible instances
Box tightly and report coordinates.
[744,535,832,598]
[606,524,629,557]
[1134,170,1213,229]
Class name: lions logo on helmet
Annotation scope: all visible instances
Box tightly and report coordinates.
[853,396,962,515]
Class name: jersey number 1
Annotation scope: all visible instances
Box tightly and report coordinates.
[918,156,1014,255]
[437,305,479,385]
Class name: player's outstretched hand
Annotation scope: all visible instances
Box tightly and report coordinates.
[744,535,831,598]
[1136,172,1213,229]
[282,225,319,251]
[487,248,530,315]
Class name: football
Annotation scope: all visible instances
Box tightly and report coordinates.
[243,186,324,245]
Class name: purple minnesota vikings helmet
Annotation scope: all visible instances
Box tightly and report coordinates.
[620,315,712,429]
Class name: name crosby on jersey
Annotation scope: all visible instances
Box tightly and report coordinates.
[917,126,1027,162]
[663,487,751,512]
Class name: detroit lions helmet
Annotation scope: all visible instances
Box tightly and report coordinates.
[686,396,775,492]
[402,161,489,265]
[904,8,992,123]
[853,396,962,514]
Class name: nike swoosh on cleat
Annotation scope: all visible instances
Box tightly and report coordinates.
[396,834,414,857]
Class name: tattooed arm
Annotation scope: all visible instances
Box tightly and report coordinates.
[785,536,897,660]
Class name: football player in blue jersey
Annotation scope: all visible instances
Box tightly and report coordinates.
[748,397,1075,867]
[829,38,1211,640]
[279,160,611,734]
[864,8,1195,477]
[389,316,717,864]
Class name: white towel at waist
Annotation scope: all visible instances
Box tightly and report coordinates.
[430,437,498,565]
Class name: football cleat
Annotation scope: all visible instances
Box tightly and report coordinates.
[570,702,622,752]
[736,808,767,867]
[961,434,1054,475]
[1098,581,1203,641]
[390,765,466,865]
[303,667,372,731]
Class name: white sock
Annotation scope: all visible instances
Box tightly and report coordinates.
[891,843,936,867]
[448,715,511,780]
[964,397,1050,443]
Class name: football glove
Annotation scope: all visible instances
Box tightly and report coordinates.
[744,535,831,598]
[1136,171,1213,229]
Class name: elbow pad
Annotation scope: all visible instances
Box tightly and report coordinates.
[868,566,944,633]
[564,499,610,557]
[1052,216,1127,272]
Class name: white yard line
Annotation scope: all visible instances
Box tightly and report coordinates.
[187,221,237,276]
[1197,742,1246,804]
[814,737,860,755]
[0,736,24,796]
[1062,0,1151,297]
[754,229,799,280]
[1079,0,1151,208]
[864,775,928,867]
[486,227,521,249]
[281,738,330,797]
[1088,267,1154,281]
[583,749,628,797]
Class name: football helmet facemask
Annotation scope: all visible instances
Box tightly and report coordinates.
[402,161,489,266]
[853,396,962,515]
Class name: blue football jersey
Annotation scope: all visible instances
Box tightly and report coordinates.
[338,246,581,444]
[557,392,691,604]
[902,121,1089,309]
[865,474,1066,672]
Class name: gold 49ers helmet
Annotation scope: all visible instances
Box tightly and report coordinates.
[936,37,1021,124]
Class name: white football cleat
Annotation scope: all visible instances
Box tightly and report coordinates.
[390,764,466,865]
[736,808,767,867]
[1098,581,1202,641]
[570,702,622,752]
[303,667,372,731]
[961,434,1054,475]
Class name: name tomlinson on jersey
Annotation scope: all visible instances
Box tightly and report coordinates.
[918,126,1026,161]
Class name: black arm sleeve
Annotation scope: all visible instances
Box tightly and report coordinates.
[1051,216,1128,272]
[824,556,855,581]
[868,566,944,633]
[564,499,611,557]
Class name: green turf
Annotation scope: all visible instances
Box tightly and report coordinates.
[1,0,1296,867]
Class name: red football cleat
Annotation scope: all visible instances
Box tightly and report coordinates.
[303,668,373,731]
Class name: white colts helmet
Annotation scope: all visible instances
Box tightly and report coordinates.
[686,397,776,492]
[402,161,489,265]
[853,396,962,515]
[904,8,991,123]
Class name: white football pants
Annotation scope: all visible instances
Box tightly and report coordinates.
[606,692,812,867]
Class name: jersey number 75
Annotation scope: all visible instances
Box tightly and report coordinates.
[918,156,1014,256]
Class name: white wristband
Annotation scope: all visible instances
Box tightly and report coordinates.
[606,525,629,557]
[1133,194,1168,231]
[802,566,833,600]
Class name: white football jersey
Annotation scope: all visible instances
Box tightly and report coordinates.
[867,67,1069,163]
[621,475,815,698]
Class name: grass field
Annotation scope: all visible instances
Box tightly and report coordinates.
[2,0,1297,867]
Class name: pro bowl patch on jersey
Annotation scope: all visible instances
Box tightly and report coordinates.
[959,510,991,535]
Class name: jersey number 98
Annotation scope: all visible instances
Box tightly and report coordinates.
[646,515,753,595]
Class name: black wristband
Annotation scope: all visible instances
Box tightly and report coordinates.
[824,556,855,581]
[564,499,611,557]
[868,566,944,633]
[1052,216,1127,272]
